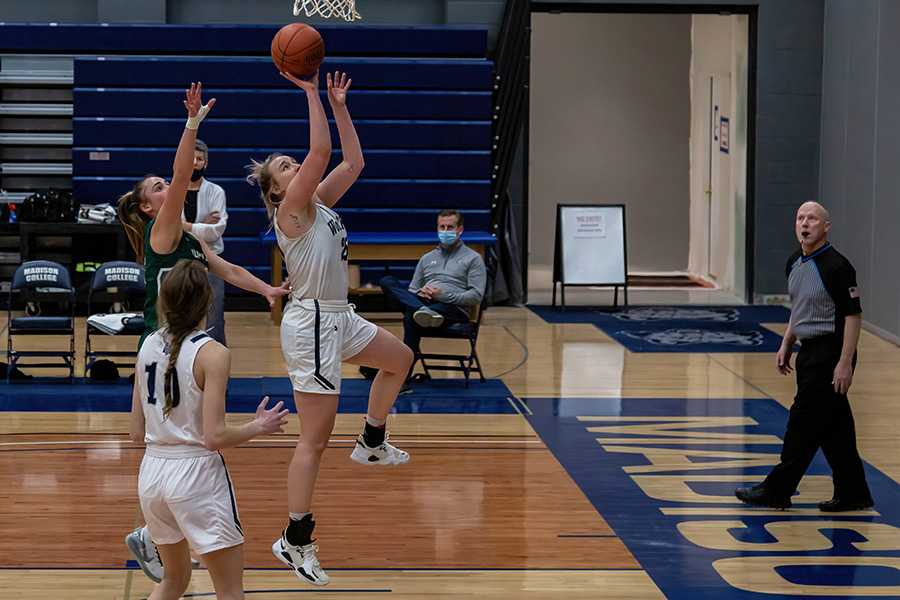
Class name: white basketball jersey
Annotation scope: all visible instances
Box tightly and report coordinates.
[274,202,348,301]
[138,328,215,457]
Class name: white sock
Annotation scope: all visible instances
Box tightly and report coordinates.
[365,415,386,428]
[141,524,154,547]
[289,512,311,521]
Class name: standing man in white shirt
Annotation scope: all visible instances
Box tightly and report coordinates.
[182,139,229,345]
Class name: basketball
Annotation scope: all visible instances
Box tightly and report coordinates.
[271,23,324,78]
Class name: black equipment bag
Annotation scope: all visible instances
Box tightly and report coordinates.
[19,188,79,223]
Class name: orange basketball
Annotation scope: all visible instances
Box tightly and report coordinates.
[271,23,324,78]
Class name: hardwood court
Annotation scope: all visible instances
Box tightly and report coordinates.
[2,307,900,599]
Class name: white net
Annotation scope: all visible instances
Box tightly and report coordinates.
[293,0,361,21]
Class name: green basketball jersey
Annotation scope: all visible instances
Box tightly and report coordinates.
[140,219,208,347]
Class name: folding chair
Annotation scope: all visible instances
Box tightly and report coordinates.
[7,260,76,381]
[85,261,146,376]
[414,294,488,388]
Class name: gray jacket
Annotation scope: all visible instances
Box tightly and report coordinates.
[408,241,486,308]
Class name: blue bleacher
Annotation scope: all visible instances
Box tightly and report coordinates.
[1,23,488,57]
[5,22,495,297]
[73,117,491,149]
[72,177,491,209]
[72,148,491,180]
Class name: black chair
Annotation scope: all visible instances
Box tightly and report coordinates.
[7,260,76,381]
[85,261,146,376]
[413,257,494,388]
[413,294,488,388]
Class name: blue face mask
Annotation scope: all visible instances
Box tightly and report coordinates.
[438,231,458,245]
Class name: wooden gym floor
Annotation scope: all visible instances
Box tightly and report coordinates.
[2,306,900,599]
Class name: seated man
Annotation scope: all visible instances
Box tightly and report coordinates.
[377,209,487,393]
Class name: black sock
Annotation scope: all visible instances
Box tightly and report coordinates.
[285,514,315,547]
[362,421,386,448]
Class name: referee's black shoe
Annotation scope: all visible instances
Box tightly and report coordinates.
[818,497,874,512]
[735,485,791,510]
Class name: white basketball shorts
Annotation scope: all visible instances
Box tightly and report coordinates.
[280,298,377,394]
[138,452,244,555]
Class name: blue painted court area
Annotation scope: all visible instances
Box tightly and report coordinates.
[0,377,516,414]
[524,396,900,599]
[528,305,791,353]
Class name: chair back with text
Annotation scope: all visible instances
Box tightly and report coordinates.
[7,260,76,381]
[85,261,146,376]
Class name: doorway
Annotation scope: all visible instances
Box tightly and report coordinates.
[688,13,749,297]
[527,7,752,301]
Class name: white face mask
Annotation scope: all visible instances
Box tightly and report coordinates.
[438,231,458,245]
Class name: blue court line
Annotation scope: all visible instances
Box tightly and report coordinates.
[0,377,517,414]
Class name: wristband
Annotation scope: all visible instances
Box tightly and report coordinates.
[185,104,210,130]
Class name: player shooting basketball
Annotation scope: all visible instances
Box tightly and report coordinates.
[247,68,413,587]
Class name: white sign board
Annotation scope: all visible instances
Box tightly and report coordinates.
[555,204,626,285]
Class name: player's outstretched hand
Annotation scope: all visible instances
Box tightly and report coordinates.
[327,71,351,108]
[255,396,290,434]
[184,82,216,118]
[282,70,319,93]
[262,281,292,307]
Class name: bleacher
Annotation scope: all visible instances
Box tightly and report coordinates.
[2,23,495,299]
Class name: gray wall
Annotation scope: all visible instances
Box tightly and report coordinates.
[820,0,900,339]
[529,12,692,278]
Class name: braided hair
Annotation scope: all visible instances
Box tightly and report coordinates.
[156,259,212,420]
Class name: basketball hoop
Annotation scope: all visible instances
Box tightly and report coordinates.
[293,0,361,21]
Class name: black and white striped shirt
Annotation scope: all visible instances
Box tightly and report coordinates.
[787,243,861,341]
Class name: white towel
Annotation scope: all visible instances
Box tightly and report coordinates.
[77,203,118,224]
[87,313,140,335]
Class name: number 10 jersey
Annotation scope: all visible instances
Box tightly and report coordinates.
[138,328,215,458]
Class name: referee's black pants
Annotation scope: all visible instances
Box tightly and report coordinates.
[762,333,872,502]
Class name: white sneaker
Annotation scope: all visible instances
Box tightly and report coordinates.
[125,526,199,583]
[350,432,410,465]
[272,534,329,586]
[413,307,444,328]
[126,527,163,583]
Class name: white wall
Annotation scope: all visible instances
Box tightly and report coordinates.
[730,15,749,300]
[529,12,692,291]
[688,13,749,294]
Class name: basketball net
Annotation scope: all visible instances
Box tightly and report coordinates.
[293,0,361,21]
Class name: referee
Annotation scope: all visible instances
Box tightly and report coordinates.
[735,201,873,511]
